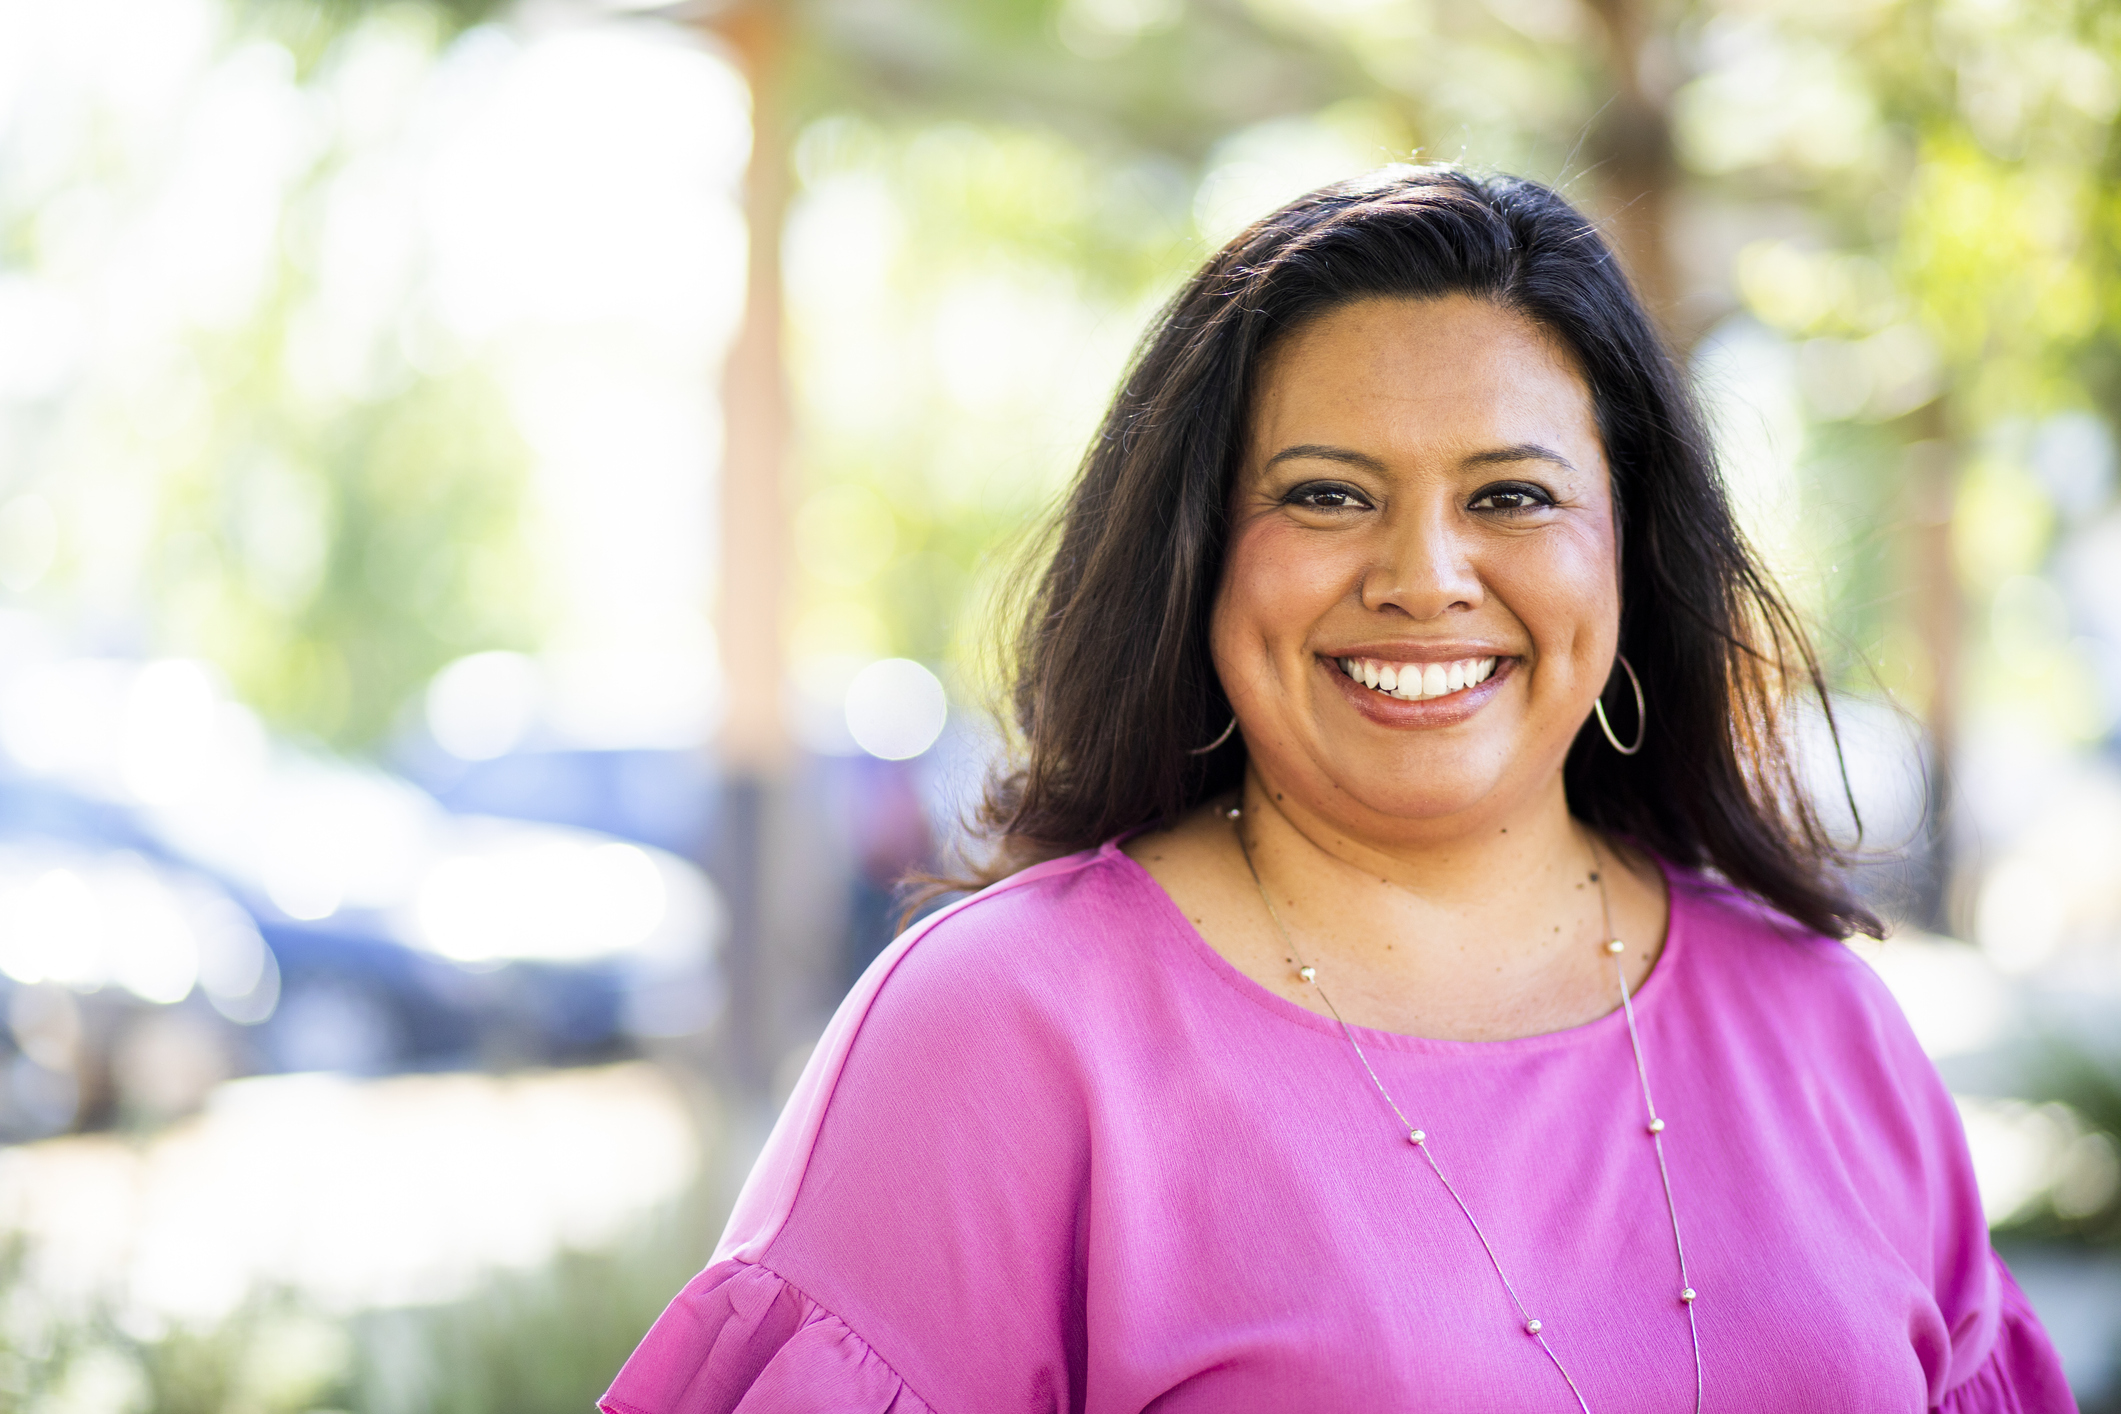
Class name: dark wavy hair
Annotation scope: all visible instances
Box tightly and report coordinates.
[953,164,1877,942]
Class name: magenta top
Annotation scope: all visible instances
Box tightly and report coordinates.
[603,840,2074,1413]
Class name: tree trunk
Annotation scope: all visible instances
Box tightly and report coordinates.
[1583,0,1683,346]
[1903,431,1961,932]
[700,1,797,1098]
[714,1,792,774]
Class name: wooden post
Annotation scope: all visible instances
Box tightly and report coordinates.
[700,0,793,1096]
[713,1,792,774]
[1583,0,1683,345]
[1904,433,1961,931]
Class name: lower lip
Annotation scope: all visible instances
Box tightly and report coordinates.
[1322,656,1517,728]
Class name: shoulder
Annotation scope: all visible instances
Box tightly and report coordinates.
[714,841,1157,1265]
[705,847,1150,1396]
[872,839,1164,1032]
[1665,866,1993,1284]
[1668,866,1903,1028]
[1663,865,1952,1125]
[904,838,1165,967]
[1664,864,1966,1166]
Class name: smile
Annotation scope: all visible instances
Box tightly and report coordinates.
[1335,655,1498,703]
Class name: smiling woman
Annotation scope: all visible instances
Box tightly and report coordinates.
[604,169,2073,1412]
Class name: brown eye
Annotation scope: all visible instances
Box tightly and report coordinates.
[1284,481,1369,511]
[1469,481,1554,513]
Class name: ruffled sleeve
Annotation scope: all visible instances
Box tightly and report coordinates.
[1935,1253,2076,1413]
[600,1259,936,1414]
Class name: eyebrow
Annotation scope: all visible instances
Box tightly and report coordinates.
[1462,443,1578,473]
[1264,443,1387,472]
[1264,441,1579,474]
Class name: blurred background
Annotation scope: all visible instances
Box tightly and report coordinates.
[0,0,2118,1407]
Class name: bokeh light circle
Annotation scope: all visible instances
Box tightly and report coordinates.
[843,659,947,761]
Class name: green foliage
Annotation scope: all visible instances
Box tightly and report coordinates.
[1788,419,1912,683]
[234,0,508,72]
[781,114,1201,679]
[155,354,541,746]
[1998,1047,2121,1250]
[34,0,550,751]
[1699,0,2121,518]
[0,1232,81,1411]
[0,1216,706,1414]
[336,1239,700,1414]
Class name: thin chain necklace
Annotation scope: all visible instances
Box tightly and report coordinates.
[1229,802,1704,1413]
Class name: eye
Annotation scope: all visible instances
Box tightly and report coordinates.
[1468,481,1555,514]
[1282,480,1371,511]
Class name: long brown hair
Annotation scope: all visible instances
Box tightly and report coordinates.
[943,165,1877,941]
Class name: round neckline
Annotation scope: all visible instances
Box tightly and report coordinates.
[1100,834,1687,1057]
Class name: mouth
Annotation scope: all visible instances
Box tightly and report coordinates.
[1332,654,1499,704]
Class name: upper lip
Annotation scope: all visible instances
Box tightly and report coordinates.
[1321,643,1518,664]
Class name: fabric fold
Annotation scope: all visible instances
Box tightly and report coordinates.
[1936,1256,2075,1413]
[602,1259,936,1414]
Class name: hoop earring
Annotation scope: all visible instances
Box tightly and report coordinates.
[1592,654,1646,756]
[1188,715,1238,755]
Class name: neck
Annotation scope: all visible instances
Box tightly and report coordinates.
[1238,762,1594,919]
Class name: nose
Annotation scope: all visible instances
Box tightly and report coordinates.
[1358,504,1483,621]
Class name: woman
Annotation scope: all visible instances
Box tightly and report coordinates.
[604,168,2073,1411]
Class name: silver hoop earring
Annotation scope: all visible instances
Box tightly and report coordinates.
[1188,715,1238,755]
[1592,654,1646,756]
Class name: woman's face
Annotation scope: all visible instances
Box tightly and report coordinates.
[1210,294,1619,835]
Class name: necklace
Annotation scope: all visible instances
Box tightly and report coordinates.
[1228,802,1704,1413]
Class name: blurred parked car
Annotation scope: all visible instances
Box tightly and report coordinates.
[0,654,723,1139]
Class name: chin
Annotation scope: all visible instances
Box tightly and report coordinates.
[1317,755,1513,825]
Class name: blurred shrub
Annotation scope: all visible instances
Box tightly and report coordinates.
[0,1207,706,1414]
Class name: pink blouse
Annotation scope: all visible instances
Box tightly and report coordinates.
[604,839,2075,1413]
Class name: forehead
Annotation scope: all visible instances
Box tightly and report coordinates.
[1248,295,1602,467]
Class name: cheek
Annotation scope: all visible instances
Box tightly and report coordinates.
[1495,522,1620,657]
[1213,520,1355,651]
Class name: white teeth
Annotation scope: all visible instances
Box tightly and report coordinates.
[1338,655,1501,702]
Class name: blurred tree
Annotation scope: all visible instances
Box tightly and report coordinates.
[13,0,553,749]
[239,0,511,64]
[156,350,540,747]
[1666,0,2121,1259]
[1674,0,2121,921]
[203,1,543,746]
